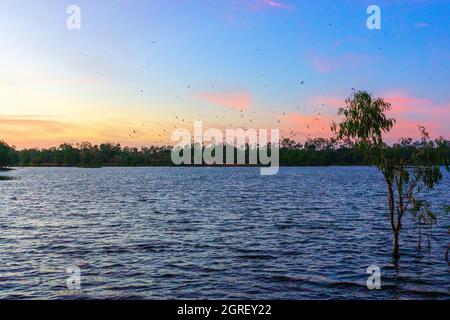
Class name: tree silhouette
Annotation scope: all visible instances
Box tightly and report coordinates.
[0,140,14,168]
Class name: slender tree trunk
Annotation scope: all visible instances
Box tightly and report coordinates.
[393,230,400,258]
[446,245,449,264]
[387,180,400,258]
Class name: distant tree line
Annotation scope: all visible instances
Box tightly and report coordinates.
[0,137,449,168]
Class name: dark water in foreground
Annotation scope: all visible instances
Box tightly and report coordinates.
[0,167,448,300]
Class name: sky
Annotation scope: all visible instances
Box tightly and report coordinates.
[0,0,449,149]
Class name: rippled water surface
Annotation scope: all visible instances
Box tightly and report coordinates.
[0,167,449,299]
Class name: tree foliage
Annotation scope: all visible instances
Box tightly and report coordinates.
[0,140,15,168]
[332,90,395,146]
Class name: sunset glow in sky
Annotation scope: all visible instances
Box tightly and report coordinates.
[0,0,449,149]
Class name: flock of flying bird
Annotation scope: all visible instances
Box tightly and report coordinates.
[86,41,346,145]
[128,90,333,144]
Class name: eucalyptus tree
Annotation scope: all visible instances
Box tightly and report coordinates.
[332,90,449,258]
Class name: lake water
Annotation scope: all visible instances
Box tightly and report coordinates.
[0,167,448,299]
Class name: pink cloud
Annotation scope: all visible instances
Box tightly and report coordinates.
[280,112,334,139]
[383,91,449,140]
[196,91,252,111]
[237,0,294,11]
[306,51,366,73]
[261,0,294,10]
[309,56,339,73]
[383,90,448,118]
[384,90,432,110]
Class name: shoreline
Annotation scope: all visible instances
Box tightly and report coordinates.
[6,164,374,169]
